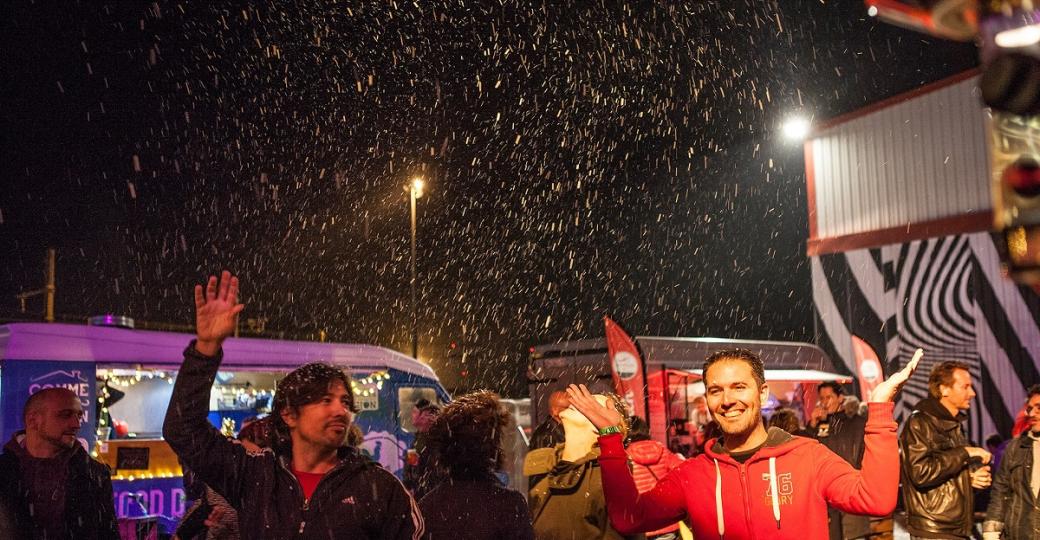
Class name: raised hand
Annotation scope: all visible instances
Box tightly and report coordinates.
[870,348,924,403]
[194,271,244,356]
[565,384,622,431]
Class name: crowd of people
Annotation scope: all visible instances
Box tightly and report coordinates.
[1,271,1039,540]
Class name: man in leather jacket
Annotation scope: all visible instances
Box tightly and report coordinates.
[900,361,994,539]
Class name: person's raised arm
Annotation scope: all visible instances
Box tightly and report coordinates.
[193,271,245,356]
[822,349,923,515]
[566,384,687,534]
[163,271,253,505]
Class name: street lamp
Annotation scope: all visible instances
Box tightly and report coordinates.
[782,115,811,142]
[408,177,425,359]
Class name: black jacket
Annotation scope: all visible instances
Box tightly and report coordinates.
[899,397,975,539]
[815,412,866,467]
[983,432,1040,540]
[163,343,424,540]
[419,478,534,540]
[0,432,120,540]
[815,412,871,540]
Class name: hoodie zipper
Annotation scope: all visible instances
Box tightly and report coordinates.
[738,462,758,540]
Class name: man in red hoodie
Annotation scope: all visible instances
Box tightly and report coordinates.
[567,347,922,540]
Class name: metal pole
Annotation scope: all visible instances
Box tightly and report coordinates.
[410,188,418,359]
[45,248,56,322]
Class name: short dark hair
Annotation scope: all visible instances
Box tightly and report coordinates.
[628,415,651,442]
[703,348,765,387]
[23,387,77,424]
[927,361,971,400]
[817,381,844,396]
[768,408,801,434]
[425,391,509,480]
[272,363,354,451]
[415,398,440,414]
[1027,384,1040,400]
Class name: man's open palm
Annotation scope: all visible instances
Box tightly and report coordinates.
[194,271,244,349]
[870,348,923,403]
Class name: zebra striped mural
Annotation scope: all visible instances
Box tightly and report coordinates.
[811,232,1040,442]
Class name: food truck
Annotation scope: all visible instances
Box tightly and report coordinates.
[528,336,853,448]
[0,321,450,528]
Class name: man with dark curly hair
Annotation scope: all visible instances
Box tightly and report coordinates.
[163,271,423,539]
[418,391,534,540]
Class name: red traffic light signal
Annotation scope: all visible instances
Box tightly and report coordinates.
[1003,157,1040,198]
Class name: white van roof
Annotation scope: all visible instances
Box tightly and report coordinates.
[0,323,440,380]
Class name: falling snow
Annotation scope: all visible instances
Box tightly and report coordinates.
[2,1,977,394]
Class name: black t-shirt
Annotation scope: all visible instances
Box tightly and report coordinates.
[729,442,766,464]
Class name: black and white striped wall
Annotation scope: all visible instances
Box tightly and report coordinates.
[812,232,1040,442]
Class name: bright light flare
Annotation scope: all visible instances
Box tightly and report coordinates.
[410,177,425,198]
[995,24,1040,49]
[782,116,811,141]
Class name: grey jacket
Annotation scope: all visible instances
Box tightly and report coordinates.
[983,432,1040,540]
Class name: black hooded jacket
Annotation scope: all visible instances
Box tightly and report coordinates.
[899,397,975,539]
[163,343,424,540]
[0,432,120,540]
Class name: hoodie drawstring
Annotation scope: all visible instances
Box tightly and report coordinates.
[713,458,725,540]
[712,456,782,539]
[768,456,781,529]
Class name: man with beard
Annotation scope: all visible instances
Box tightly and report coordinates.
[566,347,921,540]
[163,271,423,539]
[0,388,119,539]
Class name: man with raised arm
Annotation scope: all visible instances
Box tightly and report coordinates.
[163,271,423,540]
[566,347,922,540]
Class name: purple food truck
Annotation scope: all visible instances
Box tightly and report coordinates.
[0,321,449,532]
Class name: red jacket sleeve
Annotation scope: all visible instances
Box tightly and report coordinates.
[598,434,688,534]
[818,402,899,516]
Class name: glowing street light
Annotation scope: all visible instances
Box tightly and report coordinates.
[782,115,812,142]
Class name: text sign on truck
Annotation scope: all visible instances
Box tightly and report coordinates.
[0,359,97,450]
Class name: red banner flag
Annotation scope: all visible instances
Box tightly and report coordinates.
[604,316,647,420]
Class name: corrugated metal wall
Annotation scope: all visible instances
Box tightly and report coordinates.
[808,76,990,240]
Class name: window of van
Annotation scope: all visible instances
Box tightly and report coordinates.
[398,387,441,433]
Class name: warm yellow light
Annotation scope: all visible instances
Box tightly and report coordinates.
[410,177,425,198]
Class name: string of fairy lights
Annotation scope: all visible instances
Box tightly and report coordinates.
[93,369,390,461]
[351,370,389,397]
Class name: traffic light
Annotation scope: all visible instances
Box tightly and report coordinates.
[993,148,1040,281]
[863,1,1040,283]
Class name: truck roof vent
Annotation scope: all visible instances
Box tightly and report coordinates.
[88,315,135,329]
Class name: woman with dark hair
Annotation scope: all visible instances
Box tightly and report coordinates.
[419,391,533,540]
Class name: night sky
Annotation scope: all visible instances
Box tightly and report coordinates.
[2,1,977,394]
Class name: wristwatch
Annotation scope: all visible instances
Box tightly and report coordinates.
[598,425,623,436]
